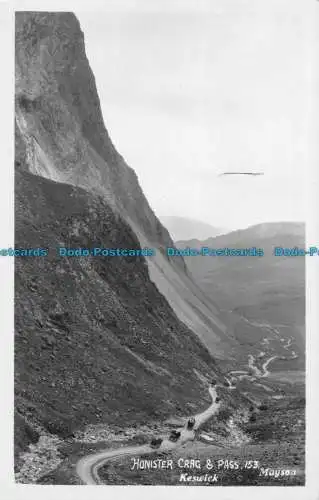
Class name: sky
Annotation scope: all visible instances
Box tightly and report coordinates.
[76,0,312,230]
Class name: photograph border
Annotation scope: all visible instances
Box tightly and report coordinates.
[2,0,318,498]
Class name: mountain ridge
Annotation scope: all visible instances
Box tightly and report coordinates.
[159,216,228,242]
[176,221,305,247]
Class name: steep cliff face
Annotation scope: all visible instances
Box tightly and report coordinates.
[15,12,179,256]
[15,12,235,357]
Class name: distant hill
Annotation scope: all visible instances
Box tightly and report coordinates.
[177,222,305,371]
[160,216,228,242]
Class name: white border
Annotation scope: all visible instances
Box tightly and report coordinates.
[1,0,318,499]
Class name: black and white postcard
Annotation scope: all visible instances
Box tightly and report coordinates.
[1,0,319,499]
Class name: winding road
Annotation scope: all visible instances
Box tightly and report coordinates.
[229,337,299,381]
[76,332,300,485]
[76,386,220,485]
[261,355,279,377]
